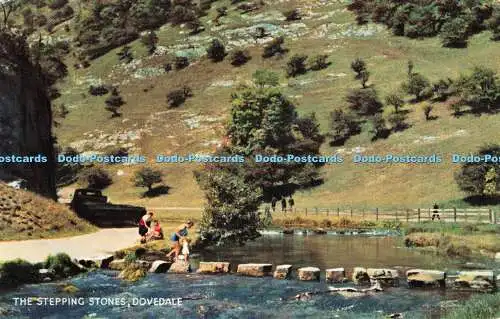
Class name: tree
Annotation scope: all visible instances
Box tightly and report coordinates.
[360,70,370,88]
[423,104,434,120]
[174,56,190,70]
[308,54,329,71]
[105,88,124,117]
[486,6,500,40]
[262,36,286,58]
[133,167,163,192]
[370,113,387,139]
[483,167,497,197]
[141,30,158,55]
[346,88,383,116]
[456,145,500,197]
[441,17,469,48]
[80,167,112,189]
[455,66,500,112]
[206,39,226,62]
[230,49,251,66]
[385,93,404,113]
[329,109,360,145]
[285,54,308,77]
[252,70,279,88]
[351,58,366,79]
[403,73,431,101]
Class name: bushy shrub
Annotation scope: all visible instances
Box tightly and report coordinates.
[252,69,279,87]
[230,49,251,66]
[174,56,189,70]
[88,85,109,96]
[370,113,387,139]
[44,253,83,279]
[455,145,500,196]
[167,86,192,107]
[387,111,409,131]
[284,9,301,21]
[48,0,67,10]
[132,167,163,191]
[285,54,308,77]
[351,58,366,79]
[0,259,39,287]
[385,93,404,113]
[140,30,158,55]
[206,39,226,62]
[402,73,431,101]
[262,36,286,58]
[105,88,124,117]
[441,17,469,48]
[308,54,329,71]
[329,109,360,145]
[79,167,113,189]
[346,88,383,115]
[117,46,133,63]
[423,104,434,120]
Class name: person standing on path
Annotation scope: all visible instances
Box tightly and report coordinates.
[432,203,440,221]
[281,197,287,213]
[288,197,295,212]
[138,211,154,243]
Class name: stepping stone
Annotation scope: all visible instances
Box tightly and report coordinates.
[326,268,346,283]
[453,270,496,292]
[149,260,171,273]
[352,267,370,285]
[108,259,127,271]
[274,265,292,279]
[407,269,446,288]
[367,268,399,287]
[78,255,114,269]
[298,267,320,281]
[237,263,273,277]
[168,261,191,273]
[197,262,231,274]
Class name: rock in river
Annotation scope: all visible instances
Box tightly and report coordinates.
[149,260,172,273]
[367,268,399,287]
[168,261,191,273]
[274,265,292,279]
[407,269,446,288]
[298,267,320,281]
[352,267,370,285]
[453,270,496,292]
[326,268,346,283]
[197,262,231,274]
[237,263,273,277]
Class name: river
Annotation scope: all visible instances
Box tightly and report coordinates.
[0,232,490,318]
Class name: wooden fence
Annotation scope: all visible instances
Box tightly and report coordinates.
[266,207,498,224]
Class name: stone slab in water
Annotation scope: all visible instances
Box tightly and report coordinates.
[407,269,446,288]
[298,267,320,281]
[79,255,114,269]
[367,268,399,287]
[352,267,370,285]
[273,264,292,279]
[197,262,231,274]
[168,261,191,273]
[109,259,127,271]
[149,260,172,273]
[237,263,273,277]
[453,270,496,292]
[326,268,346,283]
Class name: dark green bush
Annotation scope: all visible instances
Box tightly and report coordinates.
[0,259,40,288]
[44,253,83,279]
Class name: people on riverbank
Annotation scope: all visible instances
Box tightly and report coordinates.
[178,237,191,261]
[146,220,164,241]
[138,211,154,243]
[166,220,194,260]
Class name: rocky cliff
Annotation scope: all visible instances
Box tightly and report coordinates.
[0,31,56,199]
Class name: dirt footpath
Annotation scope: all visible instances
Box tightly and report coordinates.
[0,228,139,263]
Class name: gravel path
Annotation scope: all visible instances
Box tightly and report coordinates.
[0,228,139,263]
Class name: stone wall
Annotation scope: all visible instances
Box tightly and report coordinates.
[0,31,56,199]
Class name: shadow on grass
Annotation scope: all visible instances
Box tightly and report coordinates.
[142,185,171,198]
[463,195,500,206]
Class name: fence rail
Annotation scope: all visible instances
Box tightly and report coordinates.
[266,207,497,224]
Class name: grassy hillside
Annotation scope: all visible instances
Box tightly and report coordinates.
[0,183,96,240]
[16,0,500,210]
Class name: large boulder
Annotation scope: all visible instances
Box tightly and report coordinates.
[352,267,370,285]
[168,261,191,273]
[453,270,496,292]
[197,262,231,274]
[274,265,293,279]
[109,259,127,271]
[298,267,320,281]
[149,260,172,273]
[326,268,346,283]
[367,268,399,287]
[78,255,114,269]
[407,269,446,288]
[237,263,272,277]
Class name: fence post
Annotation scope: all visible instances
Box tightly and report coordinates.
[337,208,340,218]
[417,208,421,223]
[395,210,399,221]
[453,207,457,222]
[406,209,409,223]
[305,208,308,216]
[376,208,379,222]
[493,210,497,224]
[350,209,353,218]
[428,208,431,220]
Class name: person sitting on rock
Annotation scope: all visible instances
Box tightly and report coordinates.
[147,220,164,241]
[177,237,191,262]
[138,211,154,243]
